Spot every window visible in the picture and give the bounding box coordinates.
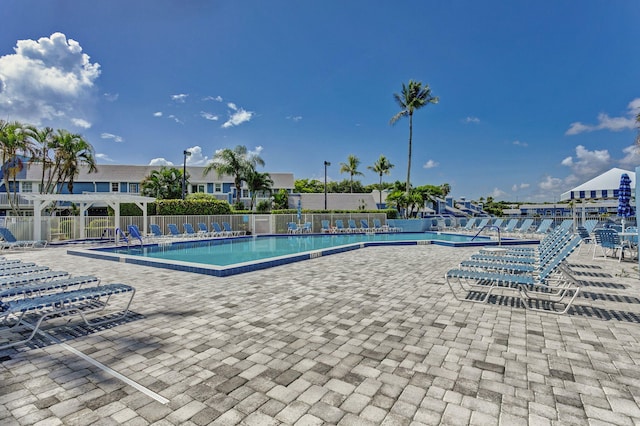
[214,183,222,193]
[129,183,139,193]
[111,182,120,192]
[242,189,249,198]
[194,184,205,193]
[22,182,33,193]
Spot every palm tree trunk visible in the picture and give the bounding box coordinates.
[379,174,383,208]
[406,113,413,197]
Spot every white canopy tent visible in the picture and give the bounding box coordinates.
[19,193,156,241]
[560,167,636,201]
[560,167,636,227]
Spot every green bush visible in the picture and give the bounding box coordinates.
[256,200,271,213]
[155,199,232,215]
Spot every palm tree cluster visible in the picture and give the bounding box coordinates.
[204,145,273,210]
[140,167,186,200]
[0,120,97,214]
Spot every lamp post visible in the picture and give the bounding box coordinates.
[324,160,331,210]
[182,150,191,200]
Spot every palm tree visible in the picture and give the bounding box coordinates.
[141,167,185,199]
[52,130,97,194]
[245,168,273,210]
[440,183,451,198]
[28,126,56,194]
[203,145,265,205]
[0,121,37,214]
[339,154,364,193]
[367,155,394,208]
[390,80,438,196]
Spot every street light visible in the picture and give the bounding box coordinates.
[324,160,331,210]
[182,150,191,200]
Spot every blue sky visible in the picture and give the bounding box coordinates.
[1,1,638,202]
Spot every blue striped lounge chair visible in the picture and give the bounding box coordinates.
[0,227,47,249]
[167,224,183,237]
[223,222,244,236]
[183,223,199,237]
[212,222,232,237]
[334,220,348,233]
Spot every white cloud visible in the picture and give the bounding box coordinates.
[200,111,218,121]
[423,160,439,169]
[222,106,254,128]
[565,98,640,135]
[464,116,480,124]
[71,118,91,128]
[561,145,611,179]
[168,114,183,124]
[490,188,506,198]
[95,153,114,162]
[149,158,174,166]
[512,140,528,147]
[153,111,163,117]
[248,146,263,160]
[539,175,563,191]
[511,183,530,191]
[0,32,100,127]
[184,146,209,166]
[171,93,188,103]
[619,145,640,168]
[227,102,237,111]
[286,115,303,122]
[203,95,223,102]
[103,92,118,102]
[101,132,123,143]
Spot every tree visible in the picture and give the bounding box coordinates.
[339,154,364,193]
[367,154,394,208]
[0,120,37,214]
[203,145,264,204]
[141,167,186,199]
[28,126,57,194]
[440,183,451,198]
[245,168,273,210]
[390,80,438,196]
[51,130,97,194]
[294,179,324,193]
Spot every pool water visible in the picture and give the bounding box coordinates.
[70,232,534,277]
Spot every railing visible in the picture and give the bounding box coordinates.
[471,225,502,245]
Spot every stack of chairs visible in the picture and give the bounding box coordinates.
[0,258,135,349]
[445,227,581,314]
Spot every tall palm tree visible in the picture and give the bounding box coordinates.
[52,130,97,194]
[28,126,56,194]
[390,80,438,196]
[440,183,451,198]
[203,145,265,204]
[339,154,364,193]
[245,168,273,210]
[367,155,394,208]
[0,121,37,214]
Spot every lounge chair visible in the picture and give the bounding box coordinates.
[502,219,519,233]
[212,222,232,237]
[446,235,581,314]
[197,223,213,237]
[515,218,534,235]
[475,218,490,230]
[533,219,553,235]
[167,224,184,237]
[360,219,375,233]
[576,226,595,254]
[0,271,70,288]
[0,227,47,249]
[461,218,477,232]
[321,220,333,233]
[149,224,167,239]
[183,223,199,237]
[372,219,386,232]
[557,219,574,231]
[0,265,50,277]
[0,283,135,349]
[127,225,145,245]
[334,220,348,233]
[301,222,312,233]
[347,219,361,233]
[0,276,99,300]
[287,222,301,234]
[223,222,244,236]
[492,218,505,229]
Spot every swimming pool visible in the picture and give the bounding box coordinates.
[68,232,536,277]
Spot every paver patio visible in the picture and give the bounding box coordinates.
[0,242,639,425]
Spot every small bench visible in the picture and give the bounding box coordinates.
[0,283,135,349]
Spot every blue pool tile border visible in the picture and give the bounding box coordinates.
[67,233,538,277]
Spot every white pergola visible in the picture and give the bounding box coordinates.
[19,193,156,241]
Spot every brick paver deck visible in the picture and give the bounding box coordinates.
[1,242,639,425]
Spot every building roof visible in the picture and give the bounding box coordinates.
[22,164,294,188]
[296,193,379,210]
[560,167,636,201]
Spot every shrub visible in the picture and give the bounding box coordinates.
[256,200,271,213]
